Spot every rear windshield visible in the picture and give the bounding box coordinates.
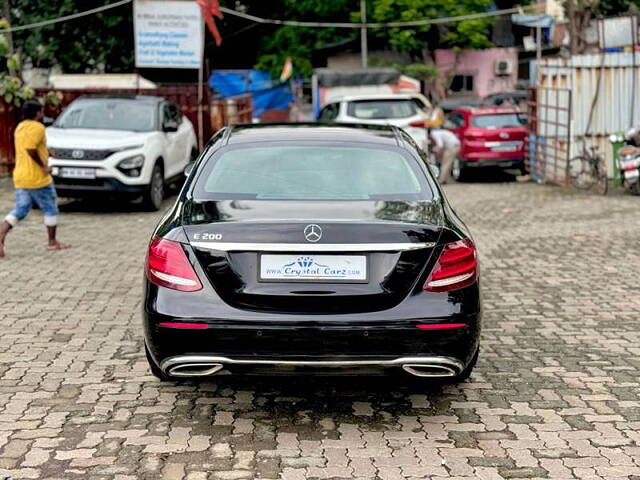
[471,113,525,128]
[192,144,432,201]
[347,100,418,119]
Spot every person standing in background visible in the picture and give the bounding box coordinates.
[0,100,69,258]
[430,127,461,185]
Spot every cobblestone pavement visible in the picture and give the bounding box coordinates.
[0,177,639,480]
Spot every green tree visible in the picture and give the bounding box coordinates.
[233,0,495,78]
[564,0,599,54]
[231,0,354,77]
[595,0,638,15]
[0,18,35,105]
[366,0,493,58]
[10,0,134,72]
[6,0,497,78]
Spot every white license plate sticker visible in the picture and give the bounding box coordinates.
[625,169,639,180]
[260,254,367,282]
[491,146,517,152]
[59,167,96,179]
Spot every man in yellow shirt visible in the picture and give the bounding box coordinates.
[0,100,69,258]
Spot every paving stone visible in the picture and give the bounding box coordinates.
[1,179,640,480]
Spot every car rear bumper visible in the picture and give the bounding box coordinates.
[143,313,481,377]
[462,157,524,169]
[159,354,466,378]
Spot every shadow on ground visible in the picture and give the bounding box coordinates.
[58,193,178,214]
[161,374,456,416]
[458,167,519,184]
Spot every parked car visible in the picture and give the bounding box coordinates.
[444,107,527,180]
[143,123,481,382]
[482,91,529,108]
[47,95,198,210]
[437,97,484,114]
[317,93,433,151]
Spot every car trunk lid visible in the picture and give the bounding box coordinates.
[463,112,526,157]
[184,199,443,314]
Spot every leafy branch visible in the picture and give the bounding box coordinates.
[1,18,62,107]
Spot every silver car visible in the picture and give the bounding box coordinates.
[317,93,433,151]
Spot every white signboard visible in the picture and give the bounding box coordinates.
[260,255,367,282]
[134,0,203,69]
[599,17,637,49]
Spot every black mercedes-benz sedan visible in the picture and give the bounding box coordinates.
[143,124,481,381]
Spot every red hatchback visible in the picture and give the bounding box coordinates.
[444,107,527,180]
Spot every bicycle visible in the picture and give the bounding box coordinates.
[567,141,608,195]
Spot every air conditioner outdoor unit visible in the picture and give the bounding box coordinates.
[494,59,514,76]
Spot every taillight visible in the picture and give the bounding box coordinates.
[424,239,478,292]
[146,237,202,292]
[159,322,208,329]
[409,120,426,127]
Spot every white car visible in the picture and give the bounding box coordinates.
[47,95,198,210]
[317,93,433,151]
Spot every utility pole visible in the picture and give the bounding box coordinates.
[197,14,205,151]
[2,0,14,58]
[536,24,542,85]
[360,0,368,68]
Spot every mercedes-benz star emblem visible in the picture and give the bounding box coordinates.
[303,224,322,243]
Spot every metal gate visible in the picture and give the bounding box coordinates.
[526,87,572,184]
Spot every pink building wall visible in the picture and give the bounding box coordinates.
[434,48,518,98]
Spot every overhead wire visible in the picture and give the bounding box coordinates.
[0,1,534,36]
[218,5,535,29]
[0,0,133,34]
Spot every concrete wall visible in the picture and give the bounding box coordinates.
[435,48,518,98]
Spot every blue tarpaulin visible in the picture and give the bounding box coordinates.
[209,70,293,119]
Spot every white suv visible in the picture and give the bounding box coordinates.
[317,93,433,151]
[47,95,198,210]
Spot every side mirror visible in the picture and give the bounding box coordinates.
[184,161,196,177]
[163,120,179,132]
[43,116,54,127]
[429,163,440,178]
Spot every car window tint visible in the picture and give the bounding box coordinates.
[347,100,417,119]
[444,113,464,129]
[471,113,525,128]
[169,102,183,123]
[318,103,338,121]
[411,98,428,111]
[163,102,181,124]
[162,104,171,123]
[195,145,432,201]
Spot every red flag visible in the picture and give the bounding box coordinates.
[197,0,223,46]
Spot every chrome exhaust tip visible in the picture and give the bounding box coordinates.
[167,363,224,377]
[160,355,464,378]
[402,363,458,377]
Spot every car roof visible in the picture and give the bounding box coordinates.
[455,106,524,115]
[336,93,420,102]
[224,123,401,146]
[74,94,166,104]
[485,91,528,99]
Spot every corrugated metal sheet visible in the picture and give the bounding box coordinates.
[538,52,640,176]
